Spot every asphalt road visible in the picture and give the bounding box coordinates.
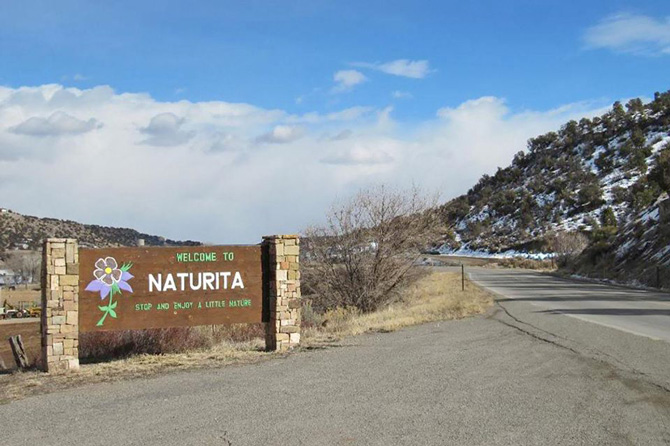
[1,270,670,445]
[468,268,670,390]
[469,268,670,342]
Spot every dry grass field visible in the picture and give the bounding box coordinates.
[0,270,493,403]
[302,270,493,346]
[1,286,40,308]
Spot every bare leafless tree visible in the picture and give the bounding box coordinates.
[4,251,41,286]
[302,185,442,312]
[550,231,589,266]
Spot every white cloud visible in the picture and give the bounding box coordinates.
[584,13,670,55]
[321,146,394,165]
[255,125,305,144]
[332,69,367,92]
[328,129,353,141]
[353,59,432,79]
[9,111,101,136]
[287,106,374,124]
[392,90,413,99]
[140,112,195,147]
[0,83,612,244]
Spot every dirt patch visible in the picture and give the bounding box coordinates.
[0,319,41,371]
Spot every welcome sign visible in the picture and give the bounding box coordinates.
[78,245,263,332]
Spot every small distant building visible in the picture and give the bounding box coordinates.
[0,269,16,287]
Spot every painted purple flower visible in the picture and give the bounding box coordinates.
[85,257,134,327]
[94,257,121,286]
[85,257,134,300]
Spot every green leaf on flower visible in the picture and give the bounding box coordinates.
[98,305,109,311]
[109,309,117,318]
[110,301,118,309]
[120,262,133,272]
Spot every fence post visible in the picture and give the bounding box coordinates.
[461,264,465,291]
[262,235,301,351]
[41,238,80,372]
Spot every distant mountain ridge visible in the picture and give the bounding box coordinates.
[438,90,670,285]
[0,208,201,250]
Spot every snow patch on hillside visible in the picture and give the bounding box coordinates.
[438,245,555,260]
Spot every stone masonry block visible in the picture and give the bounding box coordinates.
[284,245,299,256]
[51,248,65,258]
[66,311,77,325]
[65,243,76,263]
[289,333,300,344]
[60,275,78,286]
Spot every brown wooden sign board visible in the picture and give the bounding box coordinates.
[78,245,263,332]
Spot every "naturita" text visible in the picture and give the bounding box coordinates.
[148,271,244,292]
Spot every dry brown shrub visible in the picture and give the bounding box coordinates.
[548,231,589,266]
[303,185,443,313]
[496,257,555,270]
[80,324,265,362]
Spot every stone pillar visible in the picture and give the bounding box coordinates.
[262,235,301,351]
[41,238,79,371]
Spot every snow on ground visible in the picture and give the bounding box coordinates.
[641,208,659,223]
[438,245,555,260]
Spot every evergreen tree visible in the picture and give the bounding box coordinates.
[600,207,617,228]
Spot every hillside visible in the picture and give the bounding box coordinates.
[438,90,670,285]
[0,208,201,250]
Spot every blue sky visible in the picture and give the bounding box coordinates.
[0,1,669,242]
[2,1,668,117]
